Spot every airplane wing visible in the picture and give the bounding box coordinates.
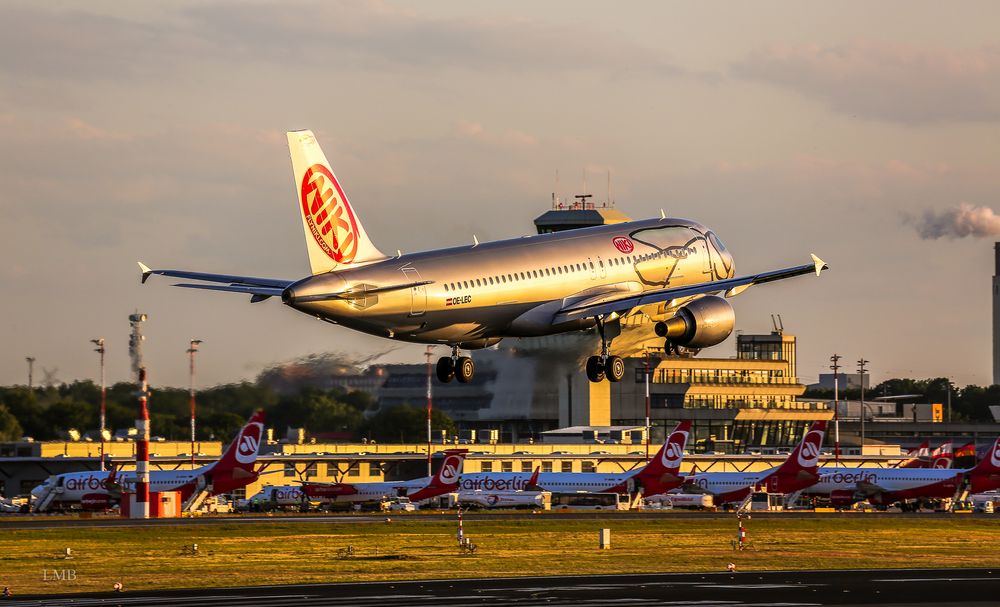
[138,262,294,302]
[552,254,828,324]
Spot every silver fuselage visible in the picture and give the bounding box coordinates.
[282,217,734,348]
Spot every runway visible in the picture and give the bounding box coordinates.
[6,569,999,606]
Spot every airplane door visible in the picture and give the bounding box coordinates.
[402,267,426,317]
[596,256,607,279]
[587,258,597,280]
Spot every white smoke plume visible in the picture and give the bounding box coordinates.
[910,203,1000,240]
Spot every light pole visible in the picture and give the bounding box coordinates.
[644,350,651,460]
[425,346,434,477]
[91,339,106,471]
[830,354,841,465]
[857,358,869,453]
[187,339,202,468]
[946,379,954,424]
[25,357,35,389]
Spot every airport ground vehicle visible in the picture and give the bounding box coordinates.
[551,492,626,510]
[645,493,714,510]
[458,490,550,510]
[140,131,827,385]
[30,411,265,513]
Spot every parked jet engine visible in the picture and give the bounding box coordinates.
[654,295,735,350]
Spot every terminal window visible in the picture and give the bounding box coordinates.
[304,463,318,478]
[501,461,513,473]
[542,461,553,473]
[581,461,595,473]
[368,462,382,477]
[283,464,296,478]
[480,461,493,473]
[520,461,534,473]
[347,464,360,477]
[561,461,573,473]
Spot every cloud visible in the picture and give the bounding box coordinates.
[906,203,1000,239]
[731,41,1000,124]
[454,120,537,147]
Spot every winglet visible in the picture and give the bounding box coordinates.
[810,254,827,277]
[137,261,152,284]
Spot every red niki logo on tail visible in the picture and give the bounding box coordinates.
[233,419,264,465]
[300,164,359,263]
[612,237,634,254]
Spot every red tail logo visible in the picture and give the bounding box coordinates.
[661,430,688,469]
[796,430,824,469]
[991,440,1000,468]
[234,423,263,465]
[438,455,461,485]
[300,164,359,263]
[612,237,634,254]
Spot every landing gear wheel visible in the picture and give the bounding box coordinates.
[455,356,475,383]
[605,355,625,382]
[436,357,455,383]
[586,356,606,383]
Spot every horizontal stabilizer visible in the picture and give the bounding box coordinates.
[172,283,286,297]
[287,280,434,304]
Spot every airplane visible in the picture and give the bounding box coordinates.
[806,438,1000,508]
[681,420,827,505]
[457,467,546,509]
[301,449,466,505]
[457,421,691,497]
[31,410,265,512]
[139,130,828,384]
[246,484,307,510]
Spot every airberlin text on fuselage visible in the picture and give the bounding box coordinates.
[65,476,112,492]
[460,477,531,491]
[301,164,359,263]
[818,471,878,485]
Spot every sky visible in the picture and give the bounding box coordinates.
[2,1,1000,388]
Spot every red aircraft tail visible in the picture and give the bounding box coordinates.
[968,437,1000,493]
[897,441,930,468]
[931,441,954,469]
[767,420,826,493]
[408,449,467,502]
[206,410,265,494]
[633,421,691,496]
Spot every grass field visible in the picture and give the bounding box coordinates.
[2,514,999,595]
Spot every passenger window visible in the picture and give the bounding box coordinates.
[476,279,481,287]
[444,284,449,292]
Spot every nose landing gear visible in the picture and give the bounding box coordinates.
[436,347,475,383]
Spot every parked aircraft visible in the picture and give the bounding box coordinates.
[458,421,691,497]
[808,438,1000,507]
[895,441,930,468]
[31,410,265,512]
[301,449,466,505]
[681,420,827,505]
[139,130,828,384]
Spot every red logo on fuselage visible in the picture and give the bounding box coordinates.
[301,164,359,263]
[612,237,634,254]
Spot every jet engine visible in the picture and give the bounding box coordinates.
[654,295,735,349]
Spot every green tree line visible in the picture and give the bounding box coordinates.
[804,377,1000,422]
[0,382,454,444]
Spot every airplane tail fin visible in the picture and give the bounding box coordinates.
[969,438,1000,493]
[206,410,265,493]
[526,466,541,491]
[931,441,954,469]
[634,421,691,495]
[408,449,467,502]
[287,130,387,274]
[897,441,930,468]
[775,420,827,477]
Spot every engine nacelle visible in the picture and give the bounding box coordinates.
[654,295,735,349]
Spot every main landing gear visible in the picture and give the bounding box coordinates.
[436,347,475,383]
[586,316,625,384]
